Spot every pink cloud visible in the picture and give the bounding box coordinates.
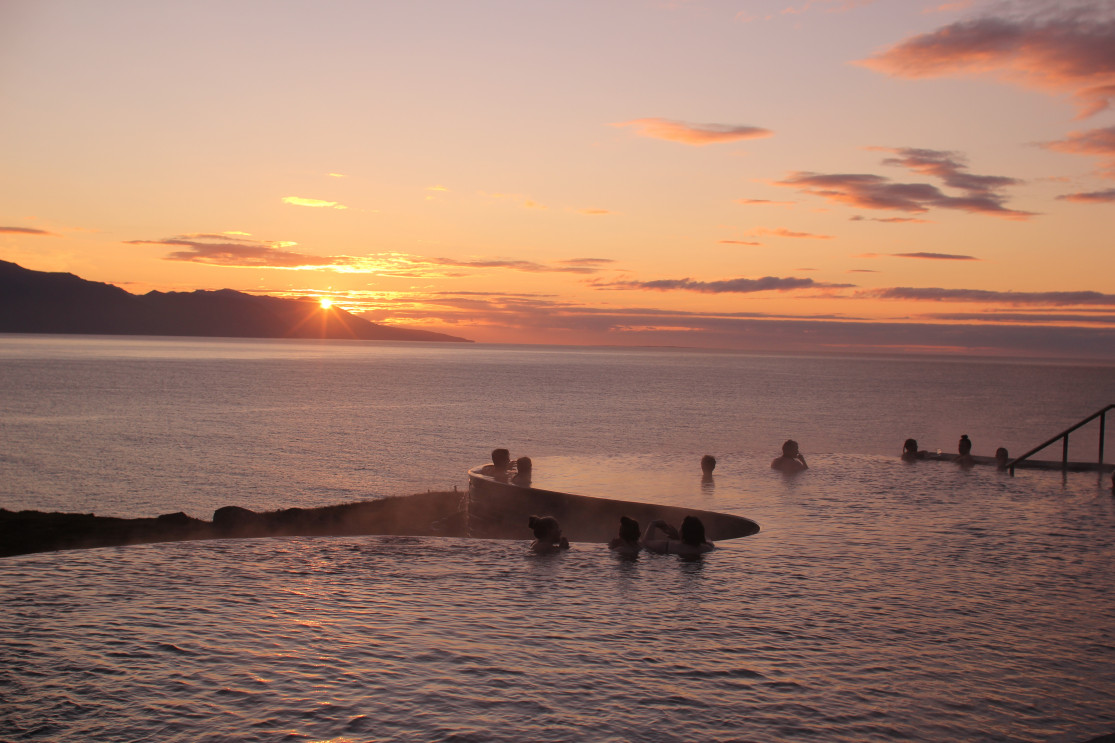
[612,118,773,145]
[1057,188,1115,203]
[1042,125,1115,179]
[858,9,1115,118]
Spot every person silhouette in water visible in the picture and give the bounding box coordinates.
[771,439,808,473]
[608,516,642,557]
[701,454,716,486]
[641,516,714,557]
[528,515,569,554]
[511,456,532,486]
[479,448,512,480]
[956,435,975,467]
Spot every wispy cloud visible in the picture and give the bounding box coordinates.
[850,215,931,223]
[858,5,1115,118]
[858,251,979,261]
[579,208,613,215]
[927,312,1115,325]
[129,234,613,276]
[859,287,1115,306]
[127,235,352,269]
[0,226,57,236]
[751,227,834,239]
[281,196,349,210]
[719,239,763,246]
[483,192,548,210]
[425,256,607,274]
[775,147,1032,218]
[596,276,853,294]
[736,198,795,206]
[1056,188,1115,203]
[1042,125,1115,178]
[612,118,773,145]
[558,258,616,268]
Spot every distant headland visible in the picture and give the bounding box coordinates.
[0,259,471,343]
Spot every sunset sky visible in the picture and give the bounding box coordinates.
[2,0,1114,357]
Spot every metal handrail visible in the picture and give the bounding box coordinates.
[1007,404,1113,476]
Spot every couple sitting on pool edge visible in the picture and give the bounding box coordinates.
[528,514,715,557]
[479,448,532,486]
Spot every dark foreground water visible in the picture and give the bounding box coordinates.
[1,336,1114,741]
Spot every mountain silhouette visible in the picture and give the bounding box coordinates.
[0,260,471,342]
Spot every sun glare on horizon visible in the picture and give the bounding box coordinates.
[319,298,333,309]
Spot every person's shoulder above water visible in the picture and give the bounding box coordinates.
[479,448,512,478]
[901,438,927,462]
[771,439,808,472]
[608,515,641,557]
[528,514,569,554]
[641,516,714,557]
[510,456,532,486]
[956,434,975,467]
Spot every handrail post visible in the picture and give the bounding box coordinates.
[1063,435,1069,469]
[1100,410,1106,471]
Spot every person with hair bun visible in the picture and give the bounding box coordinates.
[527,515,569,554]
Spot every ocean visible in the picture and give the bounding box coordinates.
[2,335,1114,742]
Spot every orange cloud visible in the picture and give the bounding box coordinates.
[719,240,763,246]
[1057,188,1115,203]
[281,196,349,210]
[736,198,795,206]
[859,9,1115,118]
[1042,125,1115,179]
[612,118,773,145]
[751,227,834,239]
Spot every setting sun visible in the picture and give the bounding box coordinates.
[319,298,333,309]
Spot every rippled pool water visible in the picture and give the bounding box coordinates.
[4,454,1114,742]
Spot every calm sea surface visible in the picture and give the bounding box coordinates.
[2,335,1114,742]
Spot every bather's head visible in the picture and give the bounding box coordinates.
[528,515,561,541]
[958,435,972,456]
[516,456,532,474]
[903,439,918,454]
[491,448,511,469]
[680,515,706,546]
[782,440,799,458]
[701,454,716,476]
[618,516,640,543]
